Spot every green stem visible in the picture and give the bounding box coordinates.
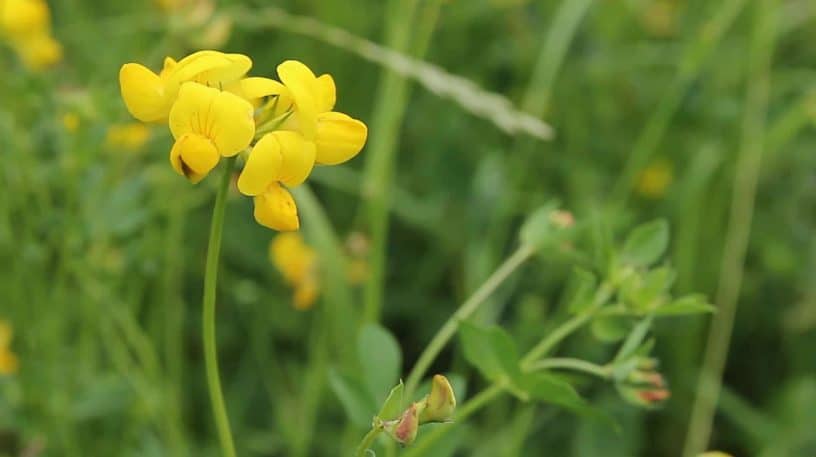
[683,0,777,455]
[525,358,610,378]
[404,244,535,396]
[354,427,383,457]
[202,156,238,457]
[520,282,612,368]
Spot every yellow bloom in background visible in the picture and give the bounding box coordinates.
[119,50,251,122]
[168,82,255,183]
[62,112,80,133]
[0,319,19,375]
[106,123,151,151]
[270,233,320,310]
[0,0,62,70]
[635,159,673,199]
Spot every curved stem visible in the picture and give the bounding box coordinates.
[203,156,238,457]
[520,282,612,368]
[354,427,383,457]
[404,244,535,396]
[525,358,610,379]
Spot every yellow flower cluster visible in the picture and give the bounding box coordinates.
[270,233,319,310]
[118,50,368,230]
[0,319,18,375]
[0,0,62,70]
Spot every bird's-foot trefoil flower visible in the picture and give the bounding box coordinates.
[118,52,367,231]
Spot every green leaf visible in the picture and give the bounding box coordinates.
[377,381,405,421]
[565,267,598,314]
[620,220,669,268]
[458,321,521,382]
[328,369,377,427]
[522,372,582,407]
[357,324,402,404]
[655,294,716,316]
[591,315,631,342]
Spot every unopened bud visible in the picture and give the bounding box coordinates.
[549,210,575,229]
[419,375,456,424]
[638,388,670,403]
[384,402,423,446]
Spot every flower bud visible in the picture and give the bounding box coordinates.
[419,375,456,424]
[383,402,423,446]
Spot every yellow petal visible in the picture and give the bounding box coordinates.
[316,74,336,113]
[293,279,319,310]
[16,34,62,70]
[273,131,316,187]
[160,56,177,78]
[237,134,283,196]
[314,112,367,165]
[119,63,168,122]
[171,50,251,86]
[210,90,255,156]
[238,77,288,100]
[277,60,319,139]
[169,133,220,184]
[270,232,315,283]
[1,0,49,36]
[168,82,215,139]
[254,183,300,231]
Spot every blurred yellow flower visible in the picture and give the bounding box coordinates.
[168,82,255,183]
[62,112,80,132]
[0,319,19,375]
[641,0,679,37]
[119,50,251,122]
[0,0,62,70]
[106,123,151,151]
[270,233,320,310]
[635,159,673,199]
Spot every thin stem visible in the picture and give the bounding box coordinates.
[202,156,238,457]
[525,358,610,379]
[520,282,612,368]
[400,384,506,457]
[354,427,383,457]
[404,244,535,396]
[683,0,777,455]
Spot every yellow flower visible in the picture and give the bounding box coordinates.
[62,112,80,132]
[106,123,151,151]
[0,0,49,37]
[272,60,368,166]
[0,319,19,375]
[270,233,320,309]
[168,82,255,183]
[635,159,673,199]
[119,50,251,122]
[0,0,62,70]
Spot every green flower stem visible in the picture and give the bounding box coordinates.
[400,383,506,457]
[404,244,536,396]
[520,282,613,368]
[354,427,383,457]
[525,358,610,379]
[683,0,777,454]
[202,156,238,457]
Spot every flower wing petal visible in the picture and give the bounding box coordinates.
[237,134,283,196]
[119,63,168,122]
[274,131,316,187]
[314,112,368,165]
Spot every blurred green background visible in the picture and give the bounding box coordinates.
[1,0,815,456]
